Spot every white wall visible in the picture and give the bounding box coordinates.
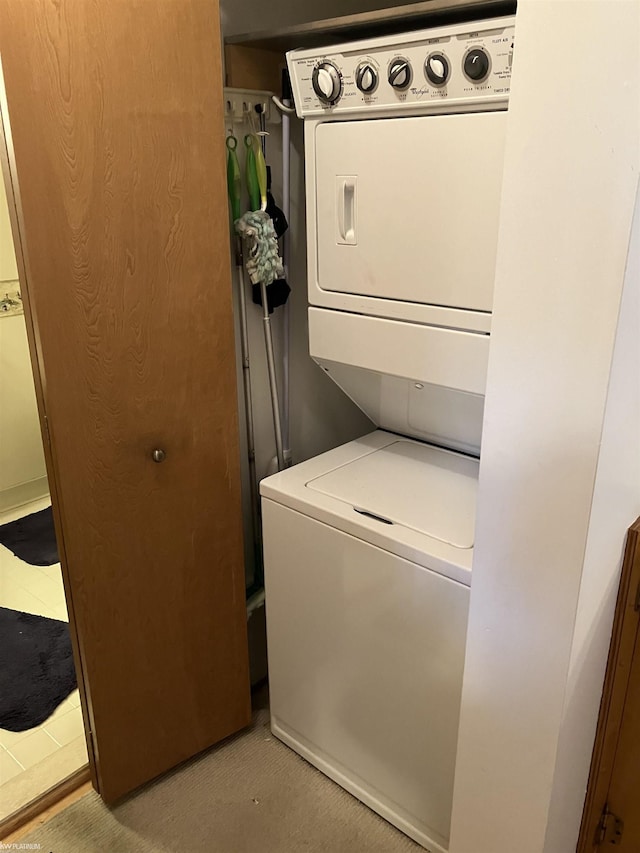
[450,2,640,852]
[0,314,48,508]
[0,175,48,511]
[0,166,18,281]
[544,181,640,853]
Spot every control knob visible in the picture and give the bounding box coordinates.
[425,53,449,86]
[388,58,412,90]
[463,48,490,82]
[355,62,378,94]
[312,61,342,105]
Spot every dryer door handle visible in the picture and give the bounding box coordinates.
[336,176,357,245]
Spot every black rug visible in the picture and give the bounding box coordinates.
[0,506,59,566]
[0,607,77,732]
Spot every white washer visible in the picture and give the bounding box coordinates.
[261,16,514,852]
[262,432,474,852]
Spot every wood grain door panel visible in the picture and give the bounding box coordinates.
[0,0,250,801]
[608,625,640,851]
[578,520,640,851]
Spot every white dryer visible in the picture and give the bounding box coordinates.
[261,16,515,852]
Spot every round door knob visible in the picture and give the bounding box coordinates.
[312,61,342,105]
[463,48,490,82]
[152,449,166,463]
[355,62,378,94]
[388,58,412,91]
[425,53,450,86]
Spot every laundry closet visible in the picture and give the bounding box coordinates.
[224,2,640,850]
[1,2,638,851]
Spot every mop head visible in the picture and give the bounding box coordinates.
[235,210,284,287]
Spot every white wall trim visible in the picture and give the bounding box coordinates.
[450,2,640,851]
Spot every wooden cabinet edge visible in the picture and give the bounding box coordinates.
[576,518,640,852]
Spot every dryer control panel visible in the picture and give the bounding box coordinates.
[288,16,515,118]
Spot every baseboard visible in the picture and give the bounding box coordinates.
[0,477,49,514]
[0,765,90,841]
[0,733,89,825]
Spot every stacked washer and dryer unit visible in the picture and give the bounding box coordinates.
[260,17,515,852]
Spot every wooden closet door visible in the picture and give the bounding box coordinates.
[0,0,250,802]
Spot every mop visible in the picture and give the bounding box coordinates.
[226,129,286,595]
[232,132,286,473]
[227,134,262,585]
[234,134,285,289]
[252,103,290,315]
[235,208,284,289]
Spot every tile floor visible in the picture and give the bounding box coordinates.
[0,497,87,798]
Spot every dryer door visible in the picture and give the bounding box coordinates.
[313,111,507,312]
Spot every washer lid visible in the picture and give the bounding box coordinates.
[306,440,479,549]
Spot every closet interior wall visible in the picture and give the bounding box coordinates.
[221,10,373,597]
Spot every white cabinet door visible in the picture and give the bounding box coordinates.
[314,111,507,311]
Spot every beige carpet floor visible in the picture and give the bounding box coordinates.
[20,708,421,852]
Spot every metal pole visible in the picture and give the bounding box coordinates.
[235,241,262,566]
[259,278,286,471]
[281,103,291,456]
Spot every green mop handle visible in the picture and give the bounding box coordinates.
[244,135,260,212]
[226,135,242,222]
